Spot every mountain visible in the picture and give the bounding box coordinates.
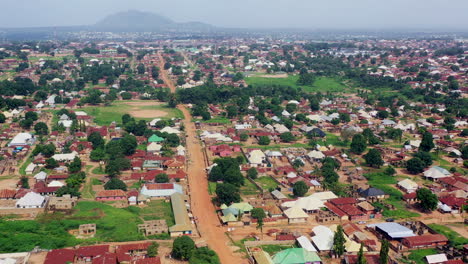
[92,10,214,32]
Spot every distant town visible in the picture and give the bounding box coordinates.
[0,28,466,264]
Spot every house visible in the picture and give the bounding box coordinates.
[252,250,274,264]
[147,142,162,153]
[15,192,46,208]
[95,190,127,201]
[52,151,78,162]
[296,236,317,252]
[8,133,35,146]
[424,166,451,180]
[397,179,419,193]
[281,196,325,213]
[438,197,467,214]
[426,254,448,264]
[368,222,415,240]
[359,187,387,201]
[311,225,334,252]
[283,206,309,223]
[0,189,17,199]
[47,195,77,211]
[44,249,75,264]
[140,183,183,197]
[247,149,267,167]
[272,248,321,264]
[148,134,164,143]
[169,193,193,237]
[402,234,448,249]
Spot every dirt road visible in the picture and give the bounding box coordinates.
[178,106,242,264]
[157,52,176,93]
[157,52,240,263]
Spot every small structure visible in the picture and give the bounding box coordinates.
[138,220,168,236]
[79,224,96,237]
[47,195,77,211]
[169,193,193,237]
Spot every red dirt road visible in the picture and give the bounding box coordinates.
[158,53,240,263]
[179,106,241,264]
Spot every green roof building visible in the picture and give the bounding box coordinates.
[148,134,164,143]
[273,248,322,264]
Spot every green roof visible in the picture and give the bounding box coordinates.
[148,134,164,142]
[230,202,253,212]
[221,213,237,223]
[273,248,321,264]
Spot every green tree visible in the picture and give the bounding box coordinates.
[68,157,82,173]
[364,149,384,168]
[419,132,434,152]
[120,134,137,156]
[247,168,258,179]
[147,242,159,257]
[104,178,127,191]
[416,188,438,212]
[20,176,29,189]
[216,183,240,205]
[350,134,367,154]
[88,132,105,149]
[379,239,389,264]
[406,157,425,174]
[172,236,195,260]
[413,151,433,167]
[232,72,244,82]
[280,132,295,143]
[293,181,308,197]
[333,225,345,257]
[251,208,266,235]
[0,113,5,123]
[189,247,220,264]
[90,148,106,161]
[384,166,396,176]
[45,158,59,169]
[357,243,367,264]
[240,133,248,142]
[34,122,49,135]
[258,136,270,145]
[25,111,38,121]
[155,173,169,183]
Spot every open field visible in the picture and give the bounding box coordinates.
[246,75,347,93]
[255,176,279,191]
[82,100,183,125]
[428,224,468,248]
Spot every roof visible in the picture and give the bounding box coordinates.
[169,193,192,233]
[310,191,338,201]
[369,222,415,238]
[44,249,75,264]
[329,197,357,205]
[96,190,126,198]
[311,225,334,251]
[0,189,16,199]
[282,196,324,211]
[398,179,418,190]
[271,190,287,200]
[403,234,448,247]
[272,248,321,264]
[283,206,308,219]
[426,254,448,264]
[360,187,385,197]
[252,250,274,264]
[296,236,317,252]
[15,192,45,207]
[76,245,109,258]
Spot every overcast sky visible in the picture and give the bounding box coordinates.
[2,0,468,29]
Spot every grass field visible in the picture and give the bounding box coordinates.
[208,182,217,195]
[404,249,437,264]
[365,172,420,219]
[255,176,279,191]
[245,75,347,93]
[241,179,261,196]
[91,166,106,175]
[135,200,175,226]
[82,100,183,126]
[428,224,468,248]
[260,244,295,256]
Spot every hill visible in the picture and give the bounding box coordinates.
[93,10,214,32]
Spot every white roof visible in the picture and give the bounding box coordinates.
[311,225,334,251]
[309,191,338,201]
[283,206,308,219]
[74,111,88,116]
[147,142,162,151]
[52,151,78,161]
[282,196,324,211]
[9,133,33,145]
[160,126,180,134]
[307,150,325,159]
[16,192,45,207]
[426,254,447,264]
[25,163,36,173]
[248,150,266,165]
[34,171,47,181]
[48,180,65,187]
[424,166,450,179]
[149,118,161,126]
[397,179,418,190]
[296,236,317,252]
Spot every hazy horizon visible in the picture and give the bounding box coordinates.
[2,0,468,30]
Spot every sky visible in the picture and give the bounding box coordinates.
[1,0,468,30]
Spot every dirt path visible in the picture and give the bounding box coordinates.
[178,106,242,264]
[157,52,176,93]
